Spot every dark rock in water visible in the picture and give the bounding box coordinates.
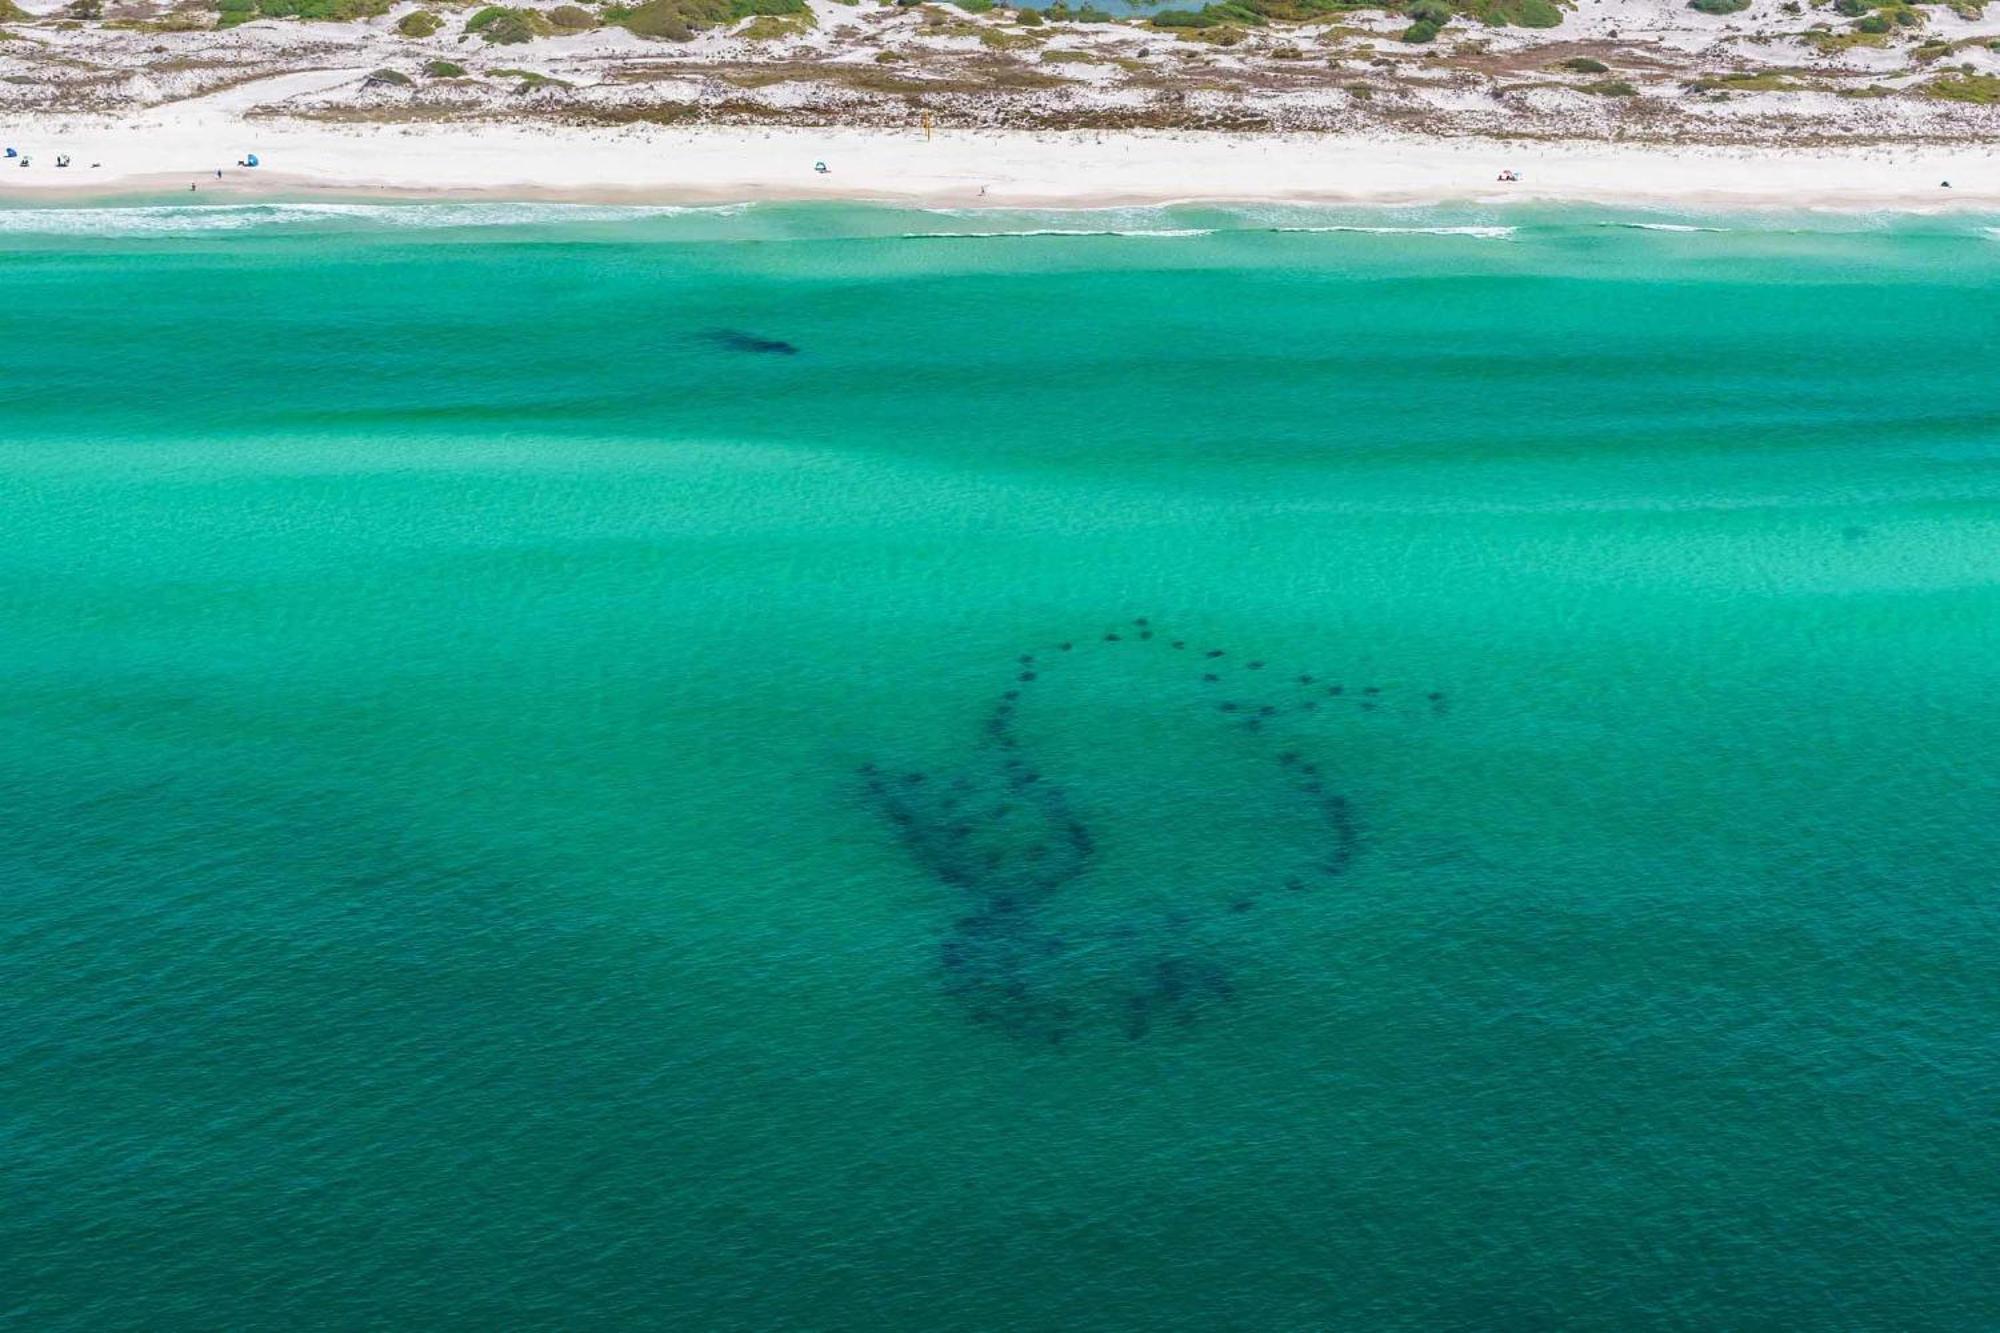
[705,328,800,356]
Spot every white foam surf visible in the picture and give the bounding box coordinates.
[0,200,749,236]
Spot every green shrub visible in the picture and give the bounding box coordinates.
[1015,4,1043,20]
[0,0,24,18]
[1471,0,1561,25]
[423,57,467,73]
[1401,15,1439,38]
[1854,12,1889,29]
[1927,71,2000,100]
[1687,0,1749,12]
[1559,55,1607,71]
[247,0,389,17]
[618,0,690,33]
[954,0,994,9]
[467,4,552,38]
[397,8,441,33]
[1581,77,1636,93]
[493,67,570,86]
[611,0,799,37]
[365,65,413,83]
[548,2,594,24]
[1832,0,1868,14]
[740,10,809,32]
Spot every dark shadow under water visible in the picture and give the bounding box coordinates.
[862,619,1444,1044]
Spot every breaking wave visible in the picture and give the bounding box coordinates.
[1264,223,1516,238]
[0,200,750,236]
[901,227,1216,239]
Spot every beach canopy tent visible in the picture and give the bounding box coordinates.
[3,148,14,158]
[246,153,260,167]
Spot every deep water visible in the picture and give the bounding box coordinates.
[3,200,1998,1330]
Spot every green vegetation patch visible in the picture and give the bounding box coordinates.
[604,0,805,41]
[0,0,27,19]
[548,2,596,25]
[1154,0,1562,37]
[1025,1,1120,18]
[1687,0,1749,13]
[1580,77,1636,94]
[396,8,441,34]
[1465,0,1560,25]
[1689,69,1803,90]
[466,4,554,40]
[1926,71,2000,100]
[1805,25,1890,50]
[740,9,811,34]
[1558,55,1607,71]
[491,65,572,86]
[215,0,389,23]
[423,57,468,74]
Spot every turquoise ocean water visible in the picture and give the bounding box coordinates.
[2,199,1997,1329]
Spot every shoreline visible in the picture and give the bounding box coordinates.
[3,122,1999,214]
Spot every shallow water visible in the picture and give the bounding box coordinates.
[3,200,1998,1329]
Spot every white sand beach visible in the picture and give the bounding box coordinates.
[4,110,1998,210]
